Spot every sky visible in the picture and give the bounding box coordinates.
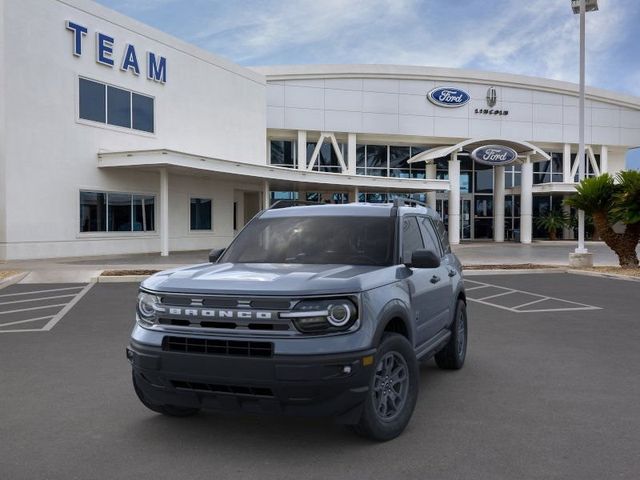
[95,0,640,169]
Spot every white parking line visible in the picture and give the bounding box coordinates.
[465,279,601,313]
[0,286,84,298]
[0,283,95,333]
[0,293,78,306]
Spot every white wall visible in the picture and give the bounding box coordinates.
[1,0,267,259]
[261,68,640,148]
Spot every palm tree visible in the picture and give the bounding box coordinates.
[565,172,640,267]
[535,209,569,240]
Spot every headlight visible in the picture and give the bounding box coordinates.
[136,291,160,326]
[281,298,358,334]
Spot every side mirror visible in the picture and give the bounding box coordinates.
[406,249,440,269]
[208,248,225,263]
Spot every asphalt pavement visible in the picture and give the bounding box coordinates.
[1,273,639,480]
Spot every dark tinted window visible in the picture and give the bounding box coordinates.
[401,217,424,264]
[133,195,155,231]
[419,217,442,257]
[434,218,451,254]
[191,198,212,230]
[108,193,132,231]
[107,86,131,128]
[270,140,296,167]
[79,78,106,123]
[220,216,396,266]
[80,191,106,232]
[132,93,154,133]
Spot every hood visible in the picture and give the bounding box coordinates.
[142,262,398,296]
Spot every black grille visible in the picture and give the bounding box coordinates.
[171,380,274,397]
[162,336,273,357]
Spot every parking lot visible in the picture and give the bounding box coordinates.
[1,273,639,480]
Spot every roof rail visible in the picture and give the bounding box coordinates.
[268,199,321,210]
[391,196,428,208]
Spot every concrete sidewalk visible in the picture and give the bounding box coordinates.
[1,241,636,283]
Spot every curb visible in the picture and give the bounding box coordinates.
[0,271,29,290]
[463,268,565,276]
[93,275,149,283]
[566,269,640,282]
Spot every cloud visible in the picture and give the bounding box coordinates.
[95,0,640,95]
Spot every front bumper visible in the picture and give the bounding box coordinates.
[128,339,376,423]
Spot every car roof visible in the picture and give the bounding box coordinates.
[260,202,440,219]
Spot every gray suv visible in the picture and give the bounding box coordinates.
[128,200,467,441]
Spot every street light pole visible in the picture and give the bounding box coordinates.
[576,0,587,254]
[569,0,597,266]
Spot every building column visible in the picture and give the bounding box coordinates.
[520,157,533,244]
[160,168,169,257]
[600,145,608,174]
[448,153,461,245]
[426,162,437,210]
[347,133,357,175]
[493,165,505,242]
[297,131,307,170]
[563,143,572,183]
[262,180,270,209]
[352,186,359,203]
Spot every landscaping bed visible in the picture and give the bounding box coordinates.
[101,270,161,276]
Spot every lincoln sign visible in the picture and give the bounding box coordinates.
[471,145,518,166]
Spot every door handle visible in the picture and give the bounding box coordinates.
[430,275,441,284]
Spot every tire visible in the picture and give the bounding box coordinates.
[132,372,200,417]
[435,299,467,370]
[350,333,419,441]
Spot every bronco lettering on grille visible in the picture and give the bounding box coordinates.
[159,307,274,320]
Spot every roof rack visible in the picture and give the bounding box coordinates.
[268,199,321,210]
[391,196,428,208]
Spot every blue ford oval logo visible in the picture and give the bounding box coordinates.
[427,87,470,108]
[471,145,518,166]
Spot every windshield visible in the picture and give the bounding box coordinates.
[220,216,396,266]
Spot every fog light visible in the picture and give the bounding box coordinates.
[342,365,352,374]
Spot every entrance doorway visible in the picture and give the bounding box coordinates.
[436,194,492,241]
[461,195,472,240]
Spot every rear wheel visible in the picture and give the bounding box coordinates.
[350,333,419,441]
[132,372,200,417]
[435,299,467,370]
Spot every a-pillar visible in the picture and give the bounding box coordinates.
[426,163,437,210]
[493,165,505,242]
[448,153,461,244]
[520,157,533,244]
[160,168,169,256]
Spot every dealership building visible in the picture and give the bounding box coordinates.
[1,0,640,260]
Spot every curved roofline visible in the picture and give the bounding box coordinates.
[250,64,640,110]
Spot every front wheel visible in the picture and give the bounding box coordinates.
[350,333,419,441]
[435,299,467,370]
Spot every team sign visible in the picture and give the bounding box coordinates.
[66,21,167,84]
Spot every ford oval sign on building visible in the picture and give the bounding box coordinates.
[471,145,519,166]
[427,87,470,108]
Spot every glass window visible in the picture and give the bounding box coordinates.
[219,216,396,266]
[80,191,106,232]
[107,86,131,128]
[133,195,155,231]
[356,145,366,168]
[108,193,133,232]
[270,140,296,168]
[401,217,424,264]
[474,164,493,193]
[419,217,442,256]
[366,145,387,169]
[78,78,154,133]
[474,196,493,217]
[190,198,212,230]
[389,146,410,178]
[132,93,154,133]
[433,217,451,253]
[79,78,106,123]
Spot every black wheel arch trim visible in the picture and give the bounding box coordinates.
[372,299,413,347]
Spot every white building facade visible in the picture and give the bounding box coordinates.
[1,0,639,260]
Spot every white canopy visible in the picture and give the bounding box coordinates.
[407,138,551,164]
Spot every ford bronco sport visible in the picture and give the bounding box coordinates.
[128,199,467,441]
